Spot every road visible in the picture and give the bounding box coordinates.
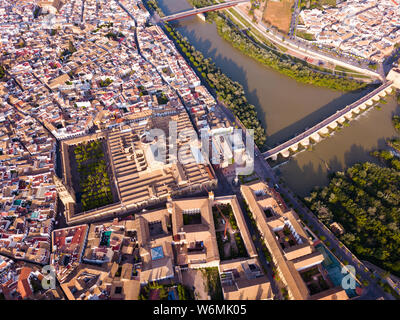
[161,0,249,22]
[231,4,382,80]
[289,0,300,37]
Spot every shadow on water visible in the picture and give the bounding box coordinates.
[169,22,268,130]
[266,85,378,148]
[278,138,395,198]
[391,104,400,118]
[171,17,380,148]
[157,0,400,198]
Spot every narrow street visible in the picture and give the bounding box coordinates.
[289,0,300,38]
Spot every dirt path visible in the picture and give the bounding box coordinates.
[181,269,209,300]
[263,0,295,34]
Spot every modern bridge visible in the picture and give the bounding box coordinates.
[262,70,400,160]
[161,0,249,22]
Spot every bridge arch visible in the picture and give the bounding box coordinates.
[263,81,394,160]
[161,0,250,22]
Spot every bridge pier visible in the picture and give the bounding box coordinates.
[318,127,329,135]
[281,149,291,158]
[310,132,321,142]
[262,80,395,162]
[358,102,367,110]
[300,138,310,147]
[161,0,250,22]
[353,106,362,114]
[197,13,206,21]
[290,144,298,152]
[328,122,338,130]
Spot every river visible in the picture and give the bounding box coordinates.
[156,0,400,197]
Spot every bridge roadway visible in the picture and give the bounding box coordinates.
[262,81,394,160]
[161,0,249,22]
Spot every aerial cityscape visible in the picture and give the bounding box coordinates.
[0,0,400,304]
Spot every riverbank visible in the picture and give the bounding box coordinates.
[146,0,267,148]
[305,158,400,279]
[150,0,400,199]
[275,94,398,193]
[188,0,370,92]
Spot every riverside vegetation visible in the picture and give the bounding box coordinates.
[188,0,368,92]
[146,0,267,148]
[305,115,400,277]
[146,0,369,147]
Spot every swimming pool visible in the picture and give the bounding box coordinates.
[315,243,359,298]
[168,290,177,300]
[100,231,112,247]
[30,212,39,219]
[151,246,164,261]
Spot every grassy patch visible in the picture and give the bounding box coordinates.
[73,140,113,211]
[201,267,223,300]
[296,30,316,41]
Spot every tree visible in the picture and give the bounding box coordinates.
[177,284,188,300]
[306,160,400,277]
[33,6,41,18]
[68,40,77,53]
[0,65,5,79]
